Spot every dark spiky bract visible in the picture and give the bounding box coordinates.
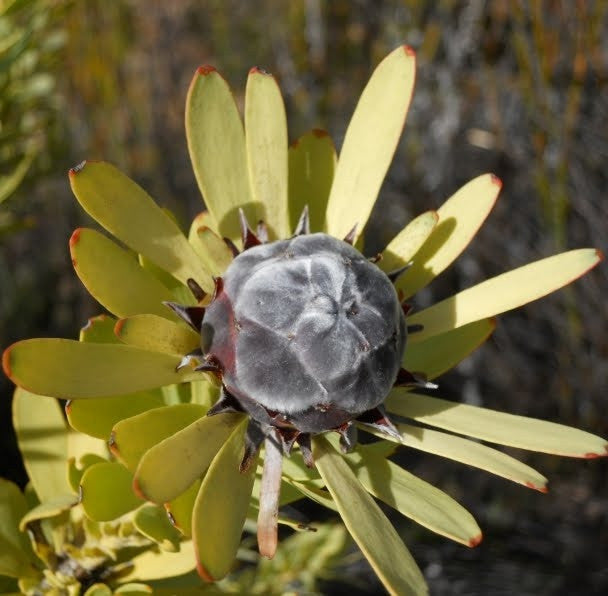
[202,233,406,433]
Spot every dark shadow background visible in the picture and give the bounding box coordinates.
[1,1,607,594]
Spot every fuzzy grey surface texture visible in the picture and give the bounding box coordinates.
[202,233,406,422]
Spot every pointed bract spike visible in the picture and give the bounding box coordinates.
[187,278,207,302]
[356,406,401,441]
[256,221,268,243]
[257,430,283,558]
[296,433,314,468]
[176,349,204,371]
[163,301,206,332]
[240,420,266,473]
[207,386,244,417]
[275,427,300,455]
[343,224,358,245]
[336,422,358,453]
[394,368,438,389]
[401,303,413,317]
[407,323,424,334]
[368,253,382,264]
[387,262,413,283]
[223,237,240,258]
[293,205,310,236]
[211,276,224,302]
[238,208,262,250]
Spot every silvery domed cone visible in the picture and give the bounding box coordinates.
[201,233,406,433]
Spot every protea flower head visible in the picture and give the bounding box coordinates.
[2,45,605,595]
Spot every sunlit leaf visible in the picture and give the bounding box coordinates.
[68,454,106,494]
[165,479,200,538]
[283,478,337,512]
[134,413,243,504]
[344,449,481,546]
[133,505,181,552]
[18,494,78,531]
[404,319,495,378]
[189,226,233,277]
[407,249,602,341]
[387,423,548,492]
[387,391,608,458]
[190,379,219,410]
[115,314,200,356]
[70,228,177,319]
[12,388,71,502]
[66,391,165,440]
[123,540,196,581]
[192,420,256,581]
[79,314,117,343]
[4,339,199,398]
[397,174,502,298]
[186,67,253,240]
[245,67,290,240]
[80,462,143,522]
[313,435,427,595]
[83,584,112,596]
[380,210,439,272]
[111,404,206,472]
[69,161,213,291]
[113,584,153,595]
[325,46,416,242]
[288,129,337,233]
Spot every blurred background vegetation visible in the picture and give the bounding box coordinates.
[0,0,606,594]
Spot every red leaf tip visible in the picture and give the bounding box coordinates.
[131,476,146,501]
[595,249,604,263]
[584,447,608,458]
[69,228,82,252]
[107,431,119,457]
[2,346,13,378]
[404,45,416,57]
[114,319,126,337]
[197,65,216,76]
[249,66,270,75]
[490,174,503,189]
[312,128,329,138]
[469,533,483,548]
[525,481,548,493]
[68,161,87,177]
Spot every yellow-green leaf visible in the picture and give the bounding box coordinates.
[133,505,181,552]
[115,314,200,356]
[387,391,608,458]
[66,391,165,440]
[79,314,117,343]
[70,228,177,319]
[186,67,253,241]
[0,479,33,562]
[83,584,112,596]
[391,423,548,492]
[288,129,337,233]
[134,413,243,504]
[123,540,196,581]
[404,319,495,378]
[325,46,416,242]
[111,404,206,472]
[407,249,602,341]
[165,479,200,538]
[245,67,290,240]
[192,420,256,581]
[12,388,71,502]
[18,494,78,531]
[398,174,502,299]
[380,210,439,273]
[80,462,143,521]
[189,226,233,277]
[69,161,213,291]
[0,533,39,579]
[313,435,427,596]
[344,450,481,547]
[4,339,198,398]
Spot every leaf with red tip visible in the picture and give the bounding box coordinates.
[69,161,213,292]
[288,129,337,233]
[408,249,602,341]
[4,339,199,398]
[80,462,143,522]
[111,404,206,472]
[325,46,416,242]
[344,448,481,547]
[397,174,502,299]
[192,420,256,581]
[313,435,427,596]
[70,228,177,319]
[386,390,608,458]
[186,68,253,241]
[245,68,290,239]
[134,413,243,504]
[115,314,200,356]
[403,319,495,379]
